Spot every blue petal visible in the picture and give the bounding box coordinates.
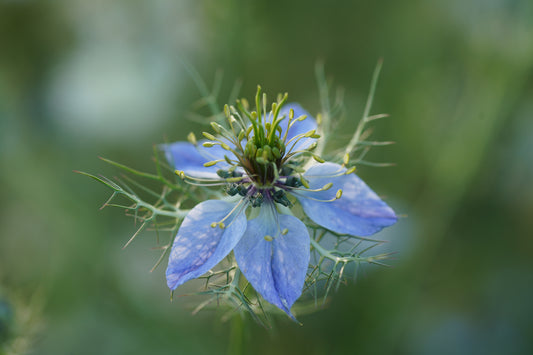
[162,140,229,179]
[234,206,310,319]
[166,200,247,290]
[294,162,397,236]
[276,103,317,152]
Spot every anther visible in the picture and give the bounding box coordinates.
[282,228,288,235]
[202,142,215,147]
[345,166,357,175]
[202,132,216,140]
[343,153,350,165]
[203,161,218,167]
[175,170,185,179]
[323,182,333,190]
[312,154,325,163]
[210,122,222,133]
[187,132,197,145]
[336,189,343,199]
[264,235,273,242]
[316,113,323,125]
[300,176,310,189]
[210,222,217,228]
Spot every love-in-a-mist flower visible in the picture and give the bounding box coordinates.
[163,88,397,319]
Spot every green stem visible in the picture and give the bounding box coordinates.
[345,58,383,155]
[227,314,244,355]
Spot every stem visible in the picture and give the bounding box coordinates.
[345,59,383,155]
[227,314,244,355]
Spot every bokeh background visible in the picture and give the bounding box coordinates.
[1,1,532,354]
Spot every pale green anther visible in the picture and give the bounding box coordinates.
[343,153,350,165]
[224,104,230,118]
[289,108,294,119]
[238,130,245,142]
[298,115,308,121]
[219,222,225,229]
[202,142,215,147]
[246,125,253,137]
[300,176,310,188]
[175,170,185,179]
[221,143,231,150]
[264,235,273,242]
[316,113,323,125]
[307,142,318,151]
[336,189,343,199]
[203,132,216,140]
[304,129,316,138]
[240,98,250,111]
[282,228,288,235]
[224,155,233,165]
[251,111,258,120]
[313,154,325,163]
[323,182,333,190]
[346,166,357,174]
[187,132,197,145]
[210,222,217,228]
[203,161,217,167]
[210,122,222,133]
[311,134,321,139]
[272,147,281,159]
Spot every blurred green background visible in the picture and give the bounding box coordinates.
[1,1,532,354]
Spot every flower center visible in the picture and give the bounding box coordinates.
[243,135,285,186]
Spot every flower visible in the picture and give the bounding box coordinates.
[163,90,397,318]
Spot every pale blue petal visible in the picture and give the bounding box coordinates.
[294,162,397,236]
[166,200,247,290]
[234,207,310,319]
[278,103,318,152]
[162,140,229,179]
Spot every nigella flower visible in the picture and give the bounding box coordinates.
[163,88,397,319]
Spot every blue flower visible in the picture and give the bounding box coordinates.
[163,95,397,319]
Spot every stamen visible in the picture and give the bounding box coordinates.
[289,189,343,203]
[202,132,216,141]
[174,170,248,186]
[187,132,197,145]
[301,166,352,179]
[214,198,248,228]
[345,166,357,174]
[343,153,350,166]
[281,181,333,193]
[203,160,225,167]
